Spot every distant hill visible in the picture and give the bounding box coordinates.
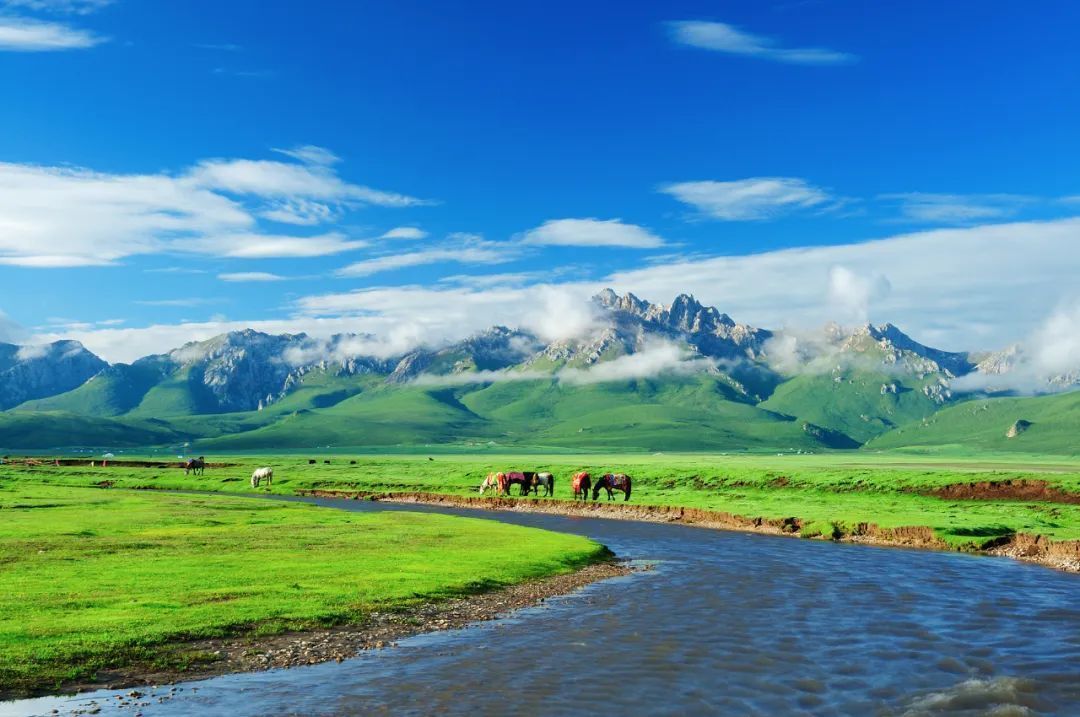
[2,289,1078,453]
[867,391,1080,455]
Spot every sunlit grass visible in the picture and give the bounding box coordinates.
[0,480,605,695]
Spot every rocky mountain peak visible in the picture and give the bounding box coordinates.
[593,289,769,360]
[0,339,108,410]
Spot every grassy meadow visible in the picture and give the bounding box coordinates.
[7,451,1080,548]
[0,478,607,696]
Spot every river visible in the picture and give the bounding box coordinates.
[5,495,1080,716]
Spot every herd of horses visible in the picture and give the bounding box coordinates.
[182,459,631,501]
[480,470,632,502]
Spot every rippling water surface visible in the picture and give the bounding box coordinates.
[5,496,1080,716]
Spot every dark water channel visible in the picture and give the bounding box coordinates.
[6,495,1080,716]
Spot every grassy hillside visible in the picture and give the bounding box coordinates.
[199,376,831,452]
[869,391,1080,455]
[0,411,182,450]
[761,368,946,444]
[17,361,167,417]
[200,383,492,450]
[4,355,1080,454]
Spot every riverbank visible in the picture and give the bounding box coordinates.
[0,482,614,699]
[295,489,1080,573]
[27,560,630,703]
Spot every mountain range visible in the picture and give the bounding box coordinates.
[2,290,1077,454]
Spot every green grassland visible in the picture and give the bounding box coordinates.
[0,479,606,696]
[11,452,1080,549]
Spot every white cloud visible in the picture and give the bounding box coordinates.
[826,266,891,325]
[15,343,51,360]
[187,157,428,208]
[335,236,519,278]
[879,192,1036,224]
[271,145,340,166]
[380,226,428,240]
[0,151,419,266]
[259,198,337,226]
[560,339,710,384]
[438,270,557,287]
[667,20,855,65]
[606,217,1080,351]
[3,0,112,14]
[33,217,1080,363]
[180,232,367,258]
[0,16,103,50]
[661,177,833,220]
[295,283,600,346]
[217,272,287,282]
[519,218,665,248]
[953,301,1080,394]
[413,338,709,387]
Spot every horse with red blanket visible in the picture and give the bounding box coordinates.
[503,471,536,496]
[571,471,591,501]
[593,473,632,501]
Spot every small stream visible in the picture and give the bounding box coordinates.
[5,495,1080,716]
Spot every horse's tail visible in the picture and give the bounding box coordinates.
[625,477,632,501]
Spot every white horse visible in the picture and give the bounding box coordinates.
[251,466,273,488]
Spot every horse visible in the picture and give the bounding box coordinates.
[251,466,273,488]
[593,473,632,502]
[528,472,555,497]
[571,471,592,501]
[503,471,536,496]
[184,457,206,476]
[479,472,505,495]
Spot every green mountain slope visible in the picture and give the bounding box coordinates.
[0,412,183,450]
[199,382,491,449]
[17,360,169,417]
[867,391,1080,455]
[198,375,832,452]
[760,368,948,444]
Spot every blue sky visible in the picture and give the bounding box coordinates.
[2,0,1080,361]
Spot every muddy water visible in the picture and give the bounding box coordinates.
[6,496,1080,716]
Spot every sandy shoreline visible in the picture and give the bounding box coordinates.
[3,559,630,702]
[294,489,1080,574]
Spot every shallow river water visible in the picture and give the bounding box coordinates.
[5,495,1080,716]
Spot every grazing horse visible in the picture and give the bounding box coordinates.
[503,471,536,496]
[479,472,505,495]
[571,471,592,501]
[593,473,632,502]
[251,466,273,488]
[528,472,555,497]
[184,457,206,476]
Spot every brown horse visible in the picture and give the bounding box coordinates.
[527,472,555,497]
[184,456,205,476]
[571,471,592,501]
[593,473,632,501]
[504,471,536,496]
